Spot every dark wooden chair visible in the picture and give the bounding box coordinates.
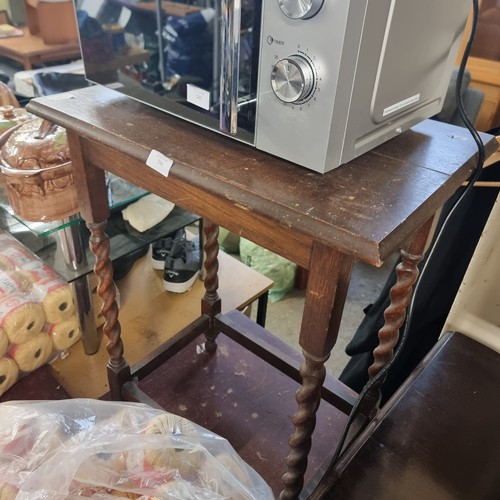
[306,331,500,499]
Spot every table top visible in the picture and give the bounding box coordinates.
[28,86,498,268]
[0,26,80,57]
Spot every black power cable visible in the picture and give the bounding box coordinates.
[311,0,486,489]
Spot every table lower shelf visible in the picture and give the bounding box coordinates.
[1,247,356,496]
[133,331,351,497]
[48,250,273,398]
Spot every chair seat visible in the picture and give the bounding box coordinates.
[317,331,500,500]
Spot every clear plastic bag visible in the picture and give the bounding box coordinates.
[0,399,274,499]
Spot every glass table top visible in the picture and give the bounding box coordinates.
[0,173,199,283]
[0,173,149,237]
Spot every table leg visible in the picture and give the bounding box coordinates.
[360,216,436,415]
[87,220,130,399]
[304,217,437,500]
[256,291,269,327]
[66,131,130,400]
[201,220,221,353]
[22,57,32,71]
[279,243,355,500]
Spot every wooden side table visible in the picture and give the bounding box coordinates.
[0,27,81,70]
[28,86,497,499]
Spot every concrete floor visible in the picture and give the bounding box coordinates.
[253,256,398,378]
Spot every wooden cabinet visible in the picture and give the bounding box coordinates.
[459,0,500,131]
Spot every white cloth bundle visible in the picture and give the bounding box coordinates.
[122,193,175,232]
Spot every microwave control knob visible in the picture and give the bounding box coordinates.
[271,55,315,103]
[278,0,324,19]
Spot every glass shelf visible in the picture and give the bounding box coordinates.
[0,174,199,283]
[0,173,149,237]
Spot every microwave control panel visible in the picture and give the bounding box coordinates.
[256,0,356,172]
[272,0,325,104]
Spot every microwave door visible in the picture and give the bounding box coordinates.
[156,1,214,85]
[77,0,257,144]
[158,0,258,142]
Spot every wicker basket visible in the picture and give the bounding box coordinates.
[0,119,78,222]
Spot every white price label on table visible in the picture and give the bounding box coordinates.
[146,150,174,177]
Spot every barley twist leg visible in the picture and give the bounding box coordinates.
[201,220,221,353]
[279,352,329,500]
[88,221,129,399]
[368,249,422,380]
[362,217,435,414]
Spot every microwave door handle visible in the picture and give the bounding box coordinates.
[220,0,241,135]
[155,0,166,83]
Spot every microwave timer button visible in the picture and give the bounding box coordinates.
[271,55,315,104]
[278,0,324,20]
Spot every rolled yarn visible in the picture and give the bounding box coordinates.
[48,317,81,351]
[0,329,8,358]
[0,482,18,500]
[0,269,31,296]
[22,264,75,323]
[143,414,202,473]
[0,246,75,323]
[9,333,54,372]
[0,245,34,269]
[0,357,19,396]
[0,295,46,344]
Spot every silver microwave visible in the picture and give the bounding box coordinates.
[76,0,471,173]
